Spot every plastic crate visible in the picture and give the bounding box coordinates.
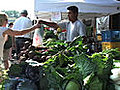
[102,42,120,50]
[101,30,120,42]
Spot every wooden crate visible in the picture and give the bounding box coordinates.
[102,42,120,50]
[97,34,102,41]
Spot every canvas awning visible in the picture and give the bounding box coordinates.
[34,0,120,15]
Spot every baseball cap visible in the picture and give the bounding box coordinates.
[20,10,28,15]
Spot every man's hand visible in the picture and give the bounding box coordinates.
[34,22,41,29]
[38,19,59,29]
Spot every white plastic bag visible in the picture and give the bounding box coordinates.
[32,26,44,47]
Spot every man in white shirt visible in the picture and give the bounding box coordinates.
[39,6,86,42]
[12,10,32,59]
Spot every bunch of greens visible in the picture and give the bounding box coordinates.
[42,36,92,89]
[41,36,120,90]
[85,48,120,90]
[8,34,120,90]
[0,68,8,90]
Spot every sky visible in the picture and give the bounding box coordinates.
[0,0,34,19]
[0,0,85,11]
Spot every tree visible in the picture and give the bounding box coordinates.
[1,10,20,18]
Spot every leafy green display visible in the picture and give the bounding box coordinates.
[7,35,120,90]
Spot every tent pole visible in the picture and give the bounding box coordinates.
[93,17,98,52]
[93,17,97,39]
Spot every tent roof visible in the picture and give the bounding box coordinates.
[34,0,120,19]
[35,0,120,13]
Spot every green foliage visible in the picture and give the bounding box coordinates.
[1,10,20,18]
[41,37,87,89]
[86,76,103,90]
[0,68,9,90]
[8,62,26,77]
[102,48,120,59]
[65,80,81,90]
[42,36,118,90]
[8,64,22,77]
[74,54,96,79]
[7,35,120,90]
[85,49,117,90]
[43,30,58,40]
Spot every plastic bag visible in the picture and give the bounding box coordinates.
[32,26,44,47]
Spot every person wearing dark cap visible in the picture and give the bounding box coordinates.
[12,10,32,59]
[39,6,86,42]
[21,10,28,15]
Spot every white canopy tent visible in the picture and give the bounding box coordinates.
[34,0,120,19]
[35,0,120,13]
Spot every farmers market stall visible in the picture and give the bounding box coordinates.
[34,0,120,52]
[1,29,120,90]
[1,0,120,90]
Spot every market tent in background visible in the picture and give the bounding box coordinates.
[34,0,120,19]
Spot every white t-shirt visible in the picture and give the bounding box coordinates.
[58,20,86,42]
[0,27,8,58]
[12,16,32,38]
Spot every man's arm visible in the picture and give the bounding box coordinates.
[39,20,59,29]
